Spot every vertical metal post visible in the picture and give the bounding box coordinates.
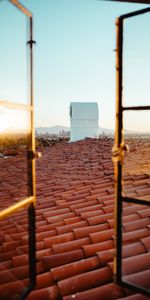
[28,203,36,286]
[29,16,36,201]
[114,17,123,284]
[27,16,36,288]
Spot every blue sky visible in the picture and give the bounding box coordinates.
[0,0,150,132]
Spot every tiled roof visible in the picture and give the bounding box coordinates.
[0,137,150,299]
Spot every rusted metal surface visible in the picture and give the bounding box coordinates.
[9,0,32,17]
[107,0,150,4]
[113,6,150,296]
[0,1,36,298]
[113,15,123,285]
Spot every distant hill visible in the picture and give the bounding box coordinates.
[99,128,114,135]
[36,126,148,136]
[36,125,70,135]
[36,126,114,135]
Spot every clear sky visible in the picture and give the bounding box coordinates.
[0,0,150,133]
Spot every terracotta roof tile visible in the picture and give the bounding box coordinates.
[37,222,64,232]
[123,228,150,244]
[103,199,114,206]
[123,269,150,290]
[122,253,150,275]
[136,188,150,197]
[2,240,21,252]
[140,236,150,251]
[56,220,88,235]
[90,228,114,243]
[26,285,61,300]
[0,249,16,261]
[98,194,115,202]
[43,207,71,218]
[35,272,55,289]
[52,237,91,254]
[44,232,74,248]
[102,204,114,213]
[62,282,126,300]
[122,241,146,258]
[87,212,114,225]
[97,249,114,266]
[36,248,53,260]
[123,218,150,232]
[117,294,150,300]
[51,256,100,281]
[73,223,109,239]
[70,200,98,212]
[64,216,82,225]
[36,229,56,242]
[123,205,147,216]
[1,137,150,300]
[58,266,112,296]
[137,208,150,218]
[42,249,84,269]
[0,260,12,271]
[47,212,75,223]
[83,240,114,257]
[0,280,27,300]
[86,192,108,201]
[122,213,141,223]
[80,209,104,220]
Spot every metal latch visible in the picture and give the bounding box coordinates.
[28,151,42,159]
[112,143,129,164]
[34,152,42,158]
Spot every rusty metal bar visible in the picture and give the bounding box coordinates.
[0,1,36,299]
[123,105,150,111]
[28,203,36,286]
[0,100,33,111]
[113,16,123,285]
[9,0,32,17]
[119,6,150,20]
[121,280,150,296]
[123,196,150,205]
[109,0,150,4]
[0,196,34,220]
[114,6,150,296]
[27,16,36,205]
[122,197,150,205]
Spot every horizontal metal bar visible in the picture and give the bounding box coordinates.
[0,100,33,111]
[9,0,32,17]
[109,1,150,5]
[121,280,150,296]
[122,196,150,206]
[0,196,34,220]
[120,6,150,20]
[123,105,150,111]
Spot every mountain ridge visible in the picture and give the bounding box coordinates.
[36,125,114,135]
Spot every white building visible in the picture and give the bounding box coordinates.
[70,102,99,142]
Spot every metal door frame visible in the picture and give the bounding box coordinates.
[112,6,150,296]
[0,1,36,299]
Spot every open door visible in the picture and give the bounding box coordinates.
[0,1,36,299]
[112,7,150,296]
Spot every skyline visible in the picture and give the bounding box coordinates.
[0,0,150,133]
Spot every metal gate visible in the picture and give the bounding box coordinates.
[0,1,36,299]
[112,6,150,296]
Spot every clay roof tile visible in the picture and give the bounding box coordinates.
[1,137,150,300]
[62,282,126,300]
[58,266,112,296]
